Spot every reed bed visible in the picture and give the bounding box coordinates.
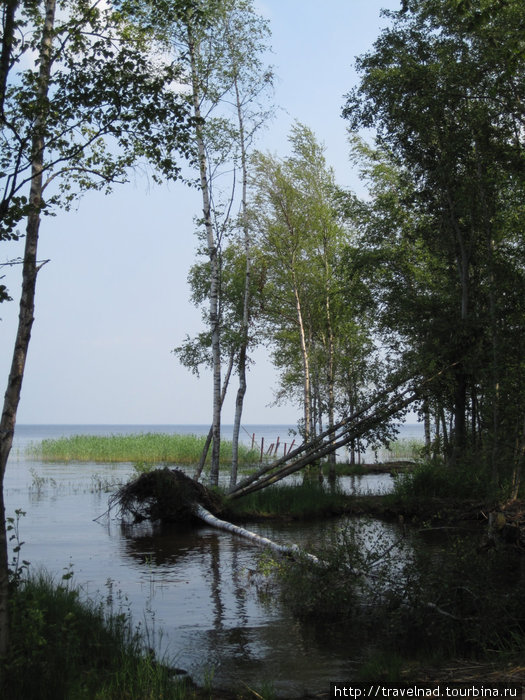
[28,432,260,466]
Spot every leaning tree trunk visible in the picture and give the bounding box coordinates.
[193,504,320,564]
[228,364,456,500]
[0,0,56,661]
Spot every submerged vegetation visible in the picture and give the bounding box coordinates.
[28,433,260,466]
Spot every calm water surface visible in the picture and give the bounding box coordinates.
[5,424,420,697]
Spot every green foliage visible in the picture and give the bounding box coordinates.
[343,0,525,473]
[249,123,381,444]
[0,0,193,247]
[271,520,403,622]
[3,573,190,699]
[269,518,525,663]
[6,509,30,591]
[377,438,425,462]
[355,651,404,683]
[397,535,525,658]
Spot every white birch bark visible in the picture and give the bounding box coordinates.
[230,75,250,489]
[193,504,320,564]
[292,271,312,444]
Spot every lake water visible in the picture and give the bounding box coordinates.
[5,423,422,697]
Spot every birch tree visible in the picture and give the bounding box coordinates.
[251,125,366,454]
[0,0,192,662]
[169,0,272,487]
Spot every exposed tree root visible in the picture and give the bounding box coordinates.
[109,468,222,524]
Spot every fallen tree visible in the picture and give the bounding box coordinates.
[109,468,321,562]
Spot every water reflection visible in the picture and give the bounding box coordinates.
[110,515,388,695]
[2,429,455,697]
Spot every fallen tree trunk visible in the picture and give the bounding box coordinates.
[108,469,321,564]
[193,503,321,563]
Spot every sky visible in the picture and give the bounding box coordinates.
[1,0,402,426]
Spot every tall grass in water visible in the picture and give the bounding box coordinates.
[28,432,260,466]
[4,572,189,700]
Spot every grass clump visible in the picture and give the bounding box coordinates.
[3,572,190,700]
[227,481,349,519]
[29,432,260,466]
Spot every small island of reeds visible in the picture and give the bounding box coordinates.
[28,432,260,466]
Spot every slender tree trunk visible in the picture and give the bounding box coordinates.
[194,349,235,482]
[433,411,440,459]
[324,258,336,480]
[187,30,222,486]
[447,189,470,466]
[0,485,7,664]
[292,272,311,444]
[423,397,431,453]
[476,145,500,482]
[440,406,450,457]
[0,0,56,661]
[230,75,251,489]
[230,345,247,488]
[511,415,525,500]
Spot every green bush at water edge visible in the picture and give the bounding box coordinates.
[388,457,508,505]
[263,518,525,669]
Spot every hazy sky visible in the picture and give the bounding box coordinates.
[1,0,402,426]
